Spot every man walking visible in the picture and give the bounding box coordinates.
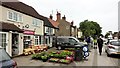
[86,36,91,52]
[97,36,103,55]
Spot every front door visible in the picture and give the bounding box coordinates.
[12,33,19,56]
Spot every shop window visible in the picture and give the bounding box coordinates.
[39,36,41,45]
[35,36,39,45]
[41,36,44,44]
[23,36,31,49]
[0,34,6,50]
[49,37,50,44]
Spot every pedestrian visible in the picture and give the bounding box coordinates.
[93,39,97,49]
[86,36,91,52]
[97,36,103,55]
[90,36,93,47]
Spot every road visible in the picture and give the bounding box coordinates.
[13,46,120,68]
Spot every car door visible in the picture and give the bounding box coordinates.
[68,38,78,48]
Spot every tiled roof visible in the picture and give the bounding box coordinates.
[1,0,54,28]
[48,18,59,29]
[0,22,23,32]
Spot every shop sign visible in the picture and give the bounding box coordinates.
[23,30,35,35]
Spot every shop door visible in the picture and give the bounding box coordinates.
[49,37,53,47]
[45,36,49,46]
[0,32,8,51]
[12,33,19,56]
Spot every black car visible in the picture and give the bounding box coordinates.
[0,47,17,68]
[53,36,85,50]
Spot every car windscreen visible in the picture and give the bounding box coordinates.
[110,41,120,46]
[0,49,11,62]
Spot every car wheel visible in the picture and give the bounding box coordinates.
[58,46,62,50]
[107,53,111,57]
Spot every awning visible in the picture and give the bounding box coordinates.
[0,22,23,33]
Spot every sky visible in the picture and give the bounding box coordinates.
[19,0,119,35]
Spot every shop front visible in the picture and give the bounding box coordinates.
[44,33,53,48]
[23,30,35,49]
[34,35,44,46]
[0,22,23,56]
[23,29,44,48]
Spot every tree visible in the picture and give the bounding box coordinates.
[105,32,110,38]
[79,20,102,37]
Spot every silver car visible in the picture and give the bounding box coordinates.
[105,39,120,57]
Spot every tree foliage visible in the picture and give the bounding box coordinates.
[105,32,110,38]
[79,20,102,37]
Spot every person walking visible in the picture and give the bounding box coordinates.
[97,36,103,55]
[86,36,91,52]
[93,39,97,49]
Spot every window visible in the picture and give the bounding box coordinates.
[23,36,31,49]
[0,34,7,50]
[110,41,120,46]
[50,28,53,34]
[18,14,22,22]
[32,19,37,26]
[69,38,77,43]
[39,36,41,44]
[13,12,18,21]
[7,11,23,22]
[32,19,42,27]
[8,11,13,20]
[41,36,44,44]
[35,36,39,45]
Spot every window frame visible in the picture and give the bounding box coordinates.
[7,11,23,23]
[34,36,41,45]
[32,19,42,27]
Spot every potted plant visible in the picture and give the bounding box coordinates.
[32,54,37,59]
[66,56,74,62]
[49,58,59,62]
[41,55,48,62]
[51,51,56,54]
[59,59,71,64]
[48,53,54,58]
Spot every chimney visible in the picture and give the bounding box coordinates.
[62,15,66,20]
[49,14,53,19]
[71,21,74,25]
[56,11,61,20]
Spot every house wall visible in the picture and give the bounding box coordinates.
[74,27,77,38]
[0,5,44,56]
[71,27,74,36]
[44,26,54,47]
[1,6,44,35]
[0,6,2,21]
[78,31,82,38]
[56,20,71,36]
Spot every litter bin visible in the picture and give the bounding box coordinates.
[74,45,83,61]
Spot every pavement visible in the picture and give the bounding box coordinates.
[12,46,120,67]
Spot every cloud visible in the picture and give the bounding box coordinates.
[19,0,119,34]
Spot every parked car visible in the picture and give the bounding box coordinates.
[105,39,120,57]
[0,47,17,68]
[53,36,85,50]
